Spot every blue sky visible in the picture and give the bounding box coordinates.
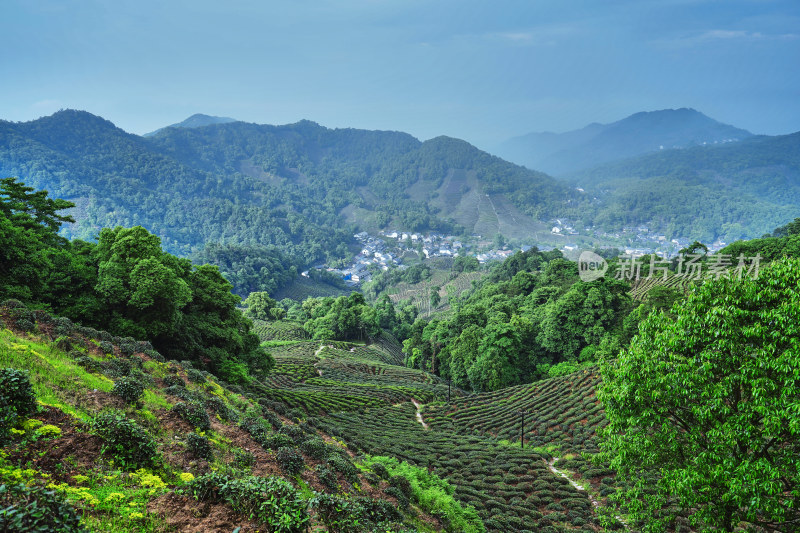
[1,0,798,148]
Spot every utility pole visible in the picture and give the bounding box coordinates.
[518,409,525,449]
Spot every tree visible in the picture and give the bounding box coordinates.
[94,226,191,339]
[243,292,280,321]
[598,258,800,532]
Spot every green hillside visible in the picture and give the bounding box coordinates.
[567,131,800,242]
[0,110,575,265]
[0,305,474,532]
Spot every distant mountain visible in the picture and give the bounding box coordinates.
[0,110,576,261]
[497,108,753,175]
[568,131,800,243]
[143,113,238,136]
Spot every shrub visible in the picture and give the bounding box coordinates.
[75,356,103,373]
[55,336,73,352]
[232,448,255,469]
[0,483,86,533]
[276,446,305,475]
[262,410,282,429]
[0,369,37,421]
[144,349,165,362]
[0,368,37,442]
[300,438,329,460]
[315,465,339,492]
[187,474,309,531]
[52,317,75,337]
[389,475,413,500]
[119,342,137,357]
[1,298,26,309]
[310,494,362,531]
[205,397,237,421]
[354,496,403,525]
[135,340,153,352]
[104,358,131,378]
[262,433,295,451]
[327,454,359,486]
[186,432,213,461]
[186,368,206,384]
[111,376,145,404]
[165,385,199,403]
[15,319,35,332]
[370,462,389,480]
[171,402,210,431]
[162,374,184,388]
[98,341,114,355]
[92,412,158,469]
[279,424,307,444]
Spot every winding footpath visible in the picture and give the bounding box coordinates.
[410,398,428,429]
[546,457,629,530]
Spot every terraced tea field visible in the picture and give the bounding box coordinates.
[628,272,694,300]
[254,322,617,530]
[387,270,485,316]
[317,402,604,532]
[424,369,604,454]
[251,330,456,416]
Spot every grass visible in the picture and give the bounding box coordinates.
[0,328,114,421]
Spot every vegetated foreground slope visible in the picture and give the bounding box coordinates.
[0,304,472,533]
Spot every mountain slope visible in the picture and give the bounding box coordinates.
[572,131,800,242]
[498,108,753,175]
[0,110,577,258]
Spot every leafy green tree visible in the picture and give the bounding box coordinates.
[163,265,274,383]
[599,258,800,532]
[94,226,191,339]
[243,292,281,321]
[0,178,74,302]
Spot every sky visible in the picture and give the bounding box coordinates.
[1,0,798,150]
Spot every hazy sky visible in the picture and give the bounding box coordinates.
[1,0,798,149]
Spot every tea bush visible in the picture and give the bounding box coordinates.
[187,368,206,384]
[171,401,210,431]
[315,465,339,492]
[0,483,86,533]
[92,412,158,469]
[0,368,37,421]
[186,432,213,461]
[187,473,310,532]
[276,446,305,475]
[98,341,114,355]
[162,374,184,388]
[111,376,144,404]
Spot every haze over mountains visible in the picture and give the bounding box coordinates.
[0,108,798,261]
[143,113,237,137]
[496,108,754,175]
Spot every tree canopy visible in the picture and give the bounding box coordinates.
[598,258,800,531]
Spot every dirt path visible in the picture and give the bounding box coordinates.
[313,344,329,376]
[546,458,628,529]
[410,399,428,429]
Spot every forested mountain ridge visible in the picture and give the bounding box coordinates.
[569,130,800,242]
[0,110,577,260]
[497,108,753,174]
